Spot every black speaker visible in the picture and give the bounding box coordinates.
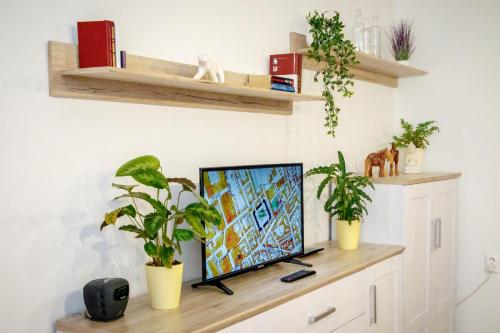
[83,278,129,322]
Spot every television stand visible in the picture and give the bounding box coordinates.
[191,280,234,295]
[283,258,313,267]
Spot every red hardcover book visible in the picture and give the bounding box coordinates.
[77,20,115,68]
[269,53,302,93]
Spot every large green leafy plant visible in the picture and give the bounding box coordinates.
[307,11,358,138]
[392,119,440,149]
[305,151,373,224]
[100,155,222,268]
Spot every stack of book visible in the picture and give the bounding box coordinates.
[77,20,125,68]
[270,75,296,93]
[269,53,302,93]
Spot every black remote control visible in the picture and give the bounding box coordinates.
[281,269,316,283]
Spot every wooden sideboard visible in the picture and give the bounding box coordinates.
[56,241,404,333]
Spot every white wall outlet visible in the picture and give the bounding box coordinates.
[484,254,499,273]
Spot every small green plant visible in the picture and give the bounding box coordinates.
[305,151,373,224]
[307,11,358,138]
[392,119,440,149]
[100,155,222,268]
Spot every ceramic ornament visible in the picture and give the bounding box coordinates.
[193,55,225,83]
[404,143,424,173]
[364,145,399,177]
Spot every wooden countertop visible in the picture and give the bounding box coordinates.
[56,241,404,333]
[371,172,461,185]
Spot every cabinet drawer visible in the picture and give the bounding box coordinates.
[220,270,367,333]
[332,314,369,333]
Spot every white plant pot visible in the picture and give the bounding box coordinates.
[397,60,410,66]
[404,144,425,174]
[306,31,314,47]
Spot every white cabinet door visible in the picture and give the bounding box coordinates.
[366,256,402,333]
[403,183,433,333]
[429,180,456,333]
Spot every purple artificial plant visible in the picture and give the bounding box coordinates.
[389,20,416,61]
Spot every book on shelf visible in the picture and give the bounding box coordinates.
[271,82,295,93]
[269,53,302,93]
[271,76,294,85]
[271,75,297,91]
[77,20,125,68]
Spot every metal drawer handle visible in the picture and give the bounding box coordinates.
[308,306,336,324]
[437,218,442,249]
[431,218,438,251]
[369,285,377,325]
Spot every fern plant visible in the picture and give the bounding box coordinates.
[392,119,440,149]
[100,155,222,268]
[307,11,358,138]
[305,151,374,225]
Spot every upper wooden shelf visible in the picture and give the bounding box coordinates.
[48,41,324,115]
[290,33,427,88]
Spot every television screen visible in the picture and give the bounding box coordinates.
[200,164,304,281]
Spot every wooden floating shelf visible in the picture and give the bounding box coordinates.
[290,32,427,88]
[48,41,324,115]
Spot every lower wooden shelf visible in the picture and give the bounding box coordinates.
[48,41,324,115]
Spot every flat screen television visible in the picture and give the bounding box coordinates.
[196,163,304,292]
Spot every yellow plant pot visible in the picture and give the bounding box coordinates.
[335,220,361,250]
[145,262,183,310]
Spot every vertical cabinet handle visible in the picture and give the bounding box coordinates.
[437,218,442,249]
[431,219,437,251]
[369,285,377,325]
[431,218,442,251]
[308,306,336,324]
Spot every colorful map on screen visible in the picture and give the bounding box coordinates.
[202,165,303,280]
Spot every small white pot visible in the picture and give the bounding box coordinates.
[306,31,314,47]
[404,144,425,174]
[397,60,410,66]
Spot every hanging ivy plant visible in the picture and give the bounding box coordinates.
[307,11,358,138]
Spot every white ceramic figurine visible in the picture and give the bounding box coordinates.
[193,55,225,83]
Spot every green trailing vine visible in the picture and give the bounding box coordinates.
[307,11,358,138]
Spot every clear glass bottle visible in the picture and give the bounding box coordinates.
[363,16,372,54]
[354,9,364,52]
[371,15,381,57]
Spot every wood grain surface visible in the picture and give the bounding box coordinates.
[48,41,324,115]
[290,32,427,88]
[371,172,461,185]
[56,241,404,333]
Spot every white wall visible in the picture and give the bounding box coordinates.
[0,0,396,332]
[394,0,500,331]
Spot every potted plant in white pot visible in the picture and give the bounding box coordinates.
[305,151,374,250]
[100,155,221,310]
[306,11,358,138]
[392,119,440,174]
